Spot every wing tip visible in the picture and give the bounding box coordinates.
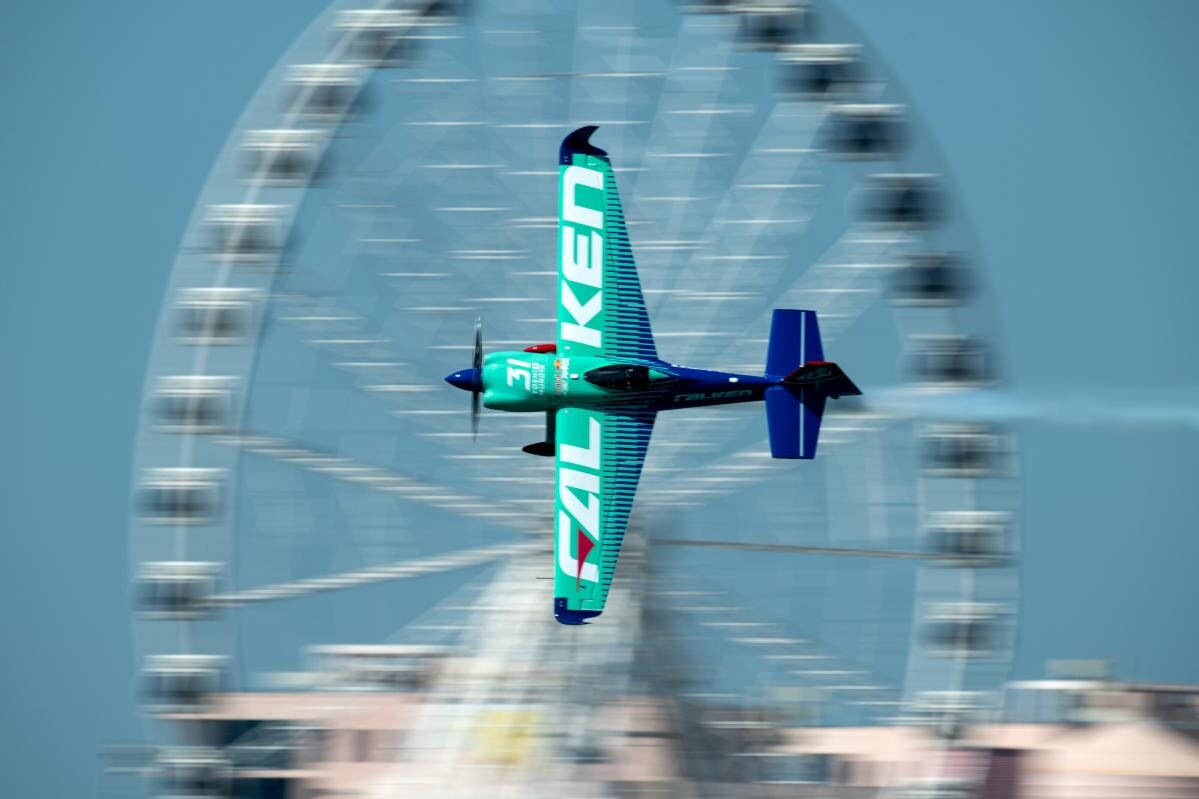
[554,597,602,625]
[560,125,608,164]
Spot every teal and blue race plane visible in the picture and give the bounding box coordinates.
[446,126,861,625]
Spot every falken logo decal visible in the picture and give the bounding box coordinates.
[557,414,601,587]
[673,389,753,403]
[560,165,604,350]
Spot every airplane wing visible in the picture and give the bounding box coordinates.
[552,406,655,624]
[556,125,658,364]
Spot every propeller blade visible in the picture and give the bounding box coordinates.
[471,318,482,439]
[473,317,483,370]
[471,390,480,439]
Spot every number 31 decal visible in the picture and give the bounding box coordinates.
[506,358,531,389]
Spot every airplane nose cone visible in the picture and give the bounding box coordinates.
[445,368,483,392]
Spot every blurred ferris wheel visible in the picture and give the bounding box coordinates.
[127,0,1022,794]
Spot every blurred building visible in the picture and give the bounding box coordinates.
[106,650,1199,798]
[772,674,1199,798]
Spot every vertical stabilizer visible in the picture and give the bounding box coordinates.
[765,308,823,377]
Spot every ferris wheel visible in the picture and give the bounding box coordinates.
[127,1,1022,795]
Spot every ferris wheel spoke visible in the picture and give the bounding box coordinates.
[271,294,410,364]
[658,105,827,369]
[209,431,533,530]
[211,540,536,608]
[649,582,904,716]
[264,282,553,454]
[652,536,959,562]
[266,287,447,395]
[709,223,910,382]
[780,226,911,346]
[642,404,897,509]
[629,15,746,292]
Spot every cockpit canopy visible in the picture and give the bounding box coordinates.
[584,364,652,391]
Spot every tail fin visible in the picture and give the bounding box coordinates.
[764,309,861,460]
[765,309,823,377]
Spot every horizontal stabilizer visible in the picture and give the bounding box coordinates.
[783,361,862,399]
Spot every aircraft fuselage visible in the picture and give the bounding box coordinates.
[476,350,776,414]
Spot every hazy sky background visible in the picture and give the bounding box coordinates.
[2,2,1196,796]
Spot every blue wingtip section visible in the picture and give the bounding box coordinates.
[560,125,608,164]
[554,598,602,625]
[765,309,824,377]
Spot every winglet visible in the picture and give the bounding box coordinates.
[554,598,601,625]
[560,125,607,164]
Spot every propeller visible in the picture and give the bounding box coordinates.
[471,317,482,437]
[443,318,486,438]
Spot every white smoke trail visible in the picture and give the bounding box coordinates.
[865,386,1199,431]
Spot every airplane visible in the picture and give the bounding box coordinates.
[445,126,861,625]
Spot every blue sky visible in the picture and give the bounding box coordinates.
[831,1,1199,684]
[1,2,1196,796]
